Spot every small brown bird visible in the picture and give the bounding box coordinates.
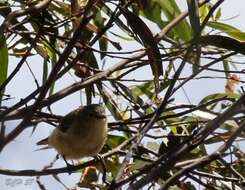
[37,104,107,160]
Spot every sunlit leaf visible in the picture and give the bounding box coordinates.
[42,41,57,96]
[97,83,122,120]
[138,1,165,28]
[199,2,208,22]
[117,82,145,107]
[214,7,222,21]
[158,0,191,41]
[129,79,171,99]
[48,1,70,17]
[109,31,134,41]
[130,81,155,98]
[106,134,127,148]
[104,156,121,178]
[208,21,245,41]
[78,166,98,189]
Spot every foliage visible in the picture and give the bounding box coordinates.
[0,0,245,189]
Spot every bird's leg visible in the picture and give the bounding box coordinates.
[62,155,73,175]
[94,155,109,185]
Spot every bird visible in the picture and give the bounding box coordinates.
[36,104,107,161]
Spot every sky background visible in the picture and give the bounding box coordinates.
[1,0,245,189]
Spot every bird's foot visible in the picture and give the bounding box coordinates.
[94,155,110,186]
[62,155,73,175]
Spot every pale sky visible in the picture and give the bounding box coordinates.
[1,1,245,189]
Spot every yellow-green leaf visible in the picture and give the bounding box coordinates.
[208,21,245,41]
[158,0,191,41]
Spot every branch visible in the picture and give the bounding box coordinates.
[130,92,245,190]
[0,135,135,177]
[0,0,94,151]
[0,0,51,33]
[160,120,245,190]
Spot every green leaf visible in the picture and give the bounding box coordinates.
[199,93,224,106]
[0,1,11,17]
[119,7,163,91]
[199,35,245,55]
[43,41,57,65]
[187,0,200,36]
[98,36,108,60]
[0,34,8,105]
[224,31,245,41]
[94,10,108,59]
[187,0,201,74]
[199,2,208,22]
[214,7,222,21]
[106,134,127,148]
[42,41,57,96]
[199,93,239,106]
[117,82,145,107]
[222,59,230,78]
[158,0,191,41]
[208,21,245,41]
[109,31,134,41]
[129,79,171,99]
[48,1,70,17]
[208,21,240,32]
[104,99,122,120]
[139,1,166,28]
[130,81,155,98]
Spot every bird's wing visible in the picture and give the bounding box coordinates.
[58,108,81,133]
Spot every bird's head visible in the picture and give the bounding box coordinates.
[80,104,106,119]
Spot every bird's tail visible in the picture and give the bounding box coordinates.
[34,146,52,151]
[36,137,49,145]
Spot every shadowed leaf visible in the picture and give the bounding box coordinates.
[199,35,245,55]
[187,0,201,74]
[119,7,163,91]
